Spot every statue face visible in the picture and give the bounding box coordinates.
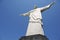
[34,5,37,9]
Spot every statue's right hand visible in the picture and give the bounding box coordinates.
[20,14,25,16]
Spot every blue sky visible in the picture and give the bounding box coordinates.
[0,0,60,40]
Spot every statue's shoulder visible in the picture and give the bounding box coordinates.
[37,8,40,9]
[35,8,41,10]
[28,9,34,13]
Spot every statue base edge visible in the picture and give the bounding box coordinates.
[19,34,48,40]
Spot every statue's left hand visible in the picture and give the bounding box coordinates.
[51,1,55,5]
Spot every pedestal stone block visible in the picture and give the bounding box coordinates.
[19,34,48,40]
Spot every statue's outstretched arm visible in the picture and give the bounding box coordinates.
[20,12,30,16]
[41,2,55,12]
[20,10,34,16]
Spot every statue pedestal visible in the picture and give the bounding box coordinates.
[19,34,48,40]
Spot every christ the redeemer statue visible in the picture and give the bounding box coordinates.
[20,2,54,36]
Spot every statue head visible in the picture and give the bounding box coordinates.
[34,5,37,9]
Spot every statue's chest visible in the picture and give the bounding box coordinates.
[30,9,41,17]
